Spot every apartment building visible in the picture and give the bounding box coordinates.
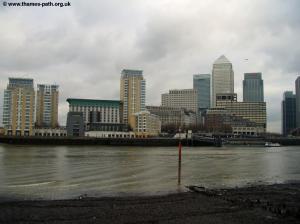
[2,78,35,136]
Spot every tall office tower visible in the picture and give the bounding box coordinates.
[161,89,198,113]
[282,91,296,136]
[243,73,264,102]
[211,55,234,107]
[296,76,300,127]
[36,84,59,128]
[2,78,35,136]
[193,74,210,110]
[120,69,146,127]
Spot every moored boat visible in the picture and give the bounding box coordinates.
[265,142,281,147]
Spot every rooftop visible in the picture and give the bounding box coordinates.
[244,73,262,79]
[121,69,143,78]
[283,91,296,99]
[169,89,196,93]
[9,77,33,81]
[193,74,210,79]
[37,84,59,88]
[8,77,34,88]
[214,55,231,64]
[67,98,121,107]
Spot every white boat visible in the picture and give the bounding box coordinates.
[265,142,281,147]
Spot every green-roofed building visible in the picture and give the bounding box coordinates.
[66,98,126,133]
[67,98,121,108]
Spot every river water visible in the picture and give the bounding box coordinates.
[0,145,299,200]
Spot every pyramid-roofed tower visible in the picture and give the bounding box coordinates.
[211,55,234,107]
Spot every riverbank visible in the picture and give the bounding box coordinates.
[0,183,299,223]
[0,135,218,146]
[1,135,300,147]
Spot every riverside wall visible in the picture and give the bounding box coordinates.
[0,136,217,147]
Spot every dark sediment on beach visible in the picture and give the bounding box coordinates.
[0,183,299,224]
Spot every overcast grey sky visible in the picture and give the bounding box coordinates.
[0,0,299,133]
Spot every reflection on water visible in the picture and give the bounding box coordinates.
[0,145,299,200]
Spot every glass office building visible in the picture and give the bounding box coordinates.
[282,91,296,136]
[295,77,300,127]
[243,73,264,102]
[193,74,210,110]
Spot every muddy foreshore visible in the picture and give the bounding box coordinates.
[0,183,299,224]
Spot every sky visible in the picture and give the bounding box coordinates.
[0,0,299,133]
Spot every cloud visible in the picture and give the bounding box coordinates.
[0,0,299,132]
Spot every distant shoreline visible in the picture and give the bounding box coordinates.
[1,135,300,146]
[0,183,299,223]
[0,135,219,147]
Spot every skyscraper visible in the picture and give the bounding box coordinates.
[282,91,296,136]
[36,84,59,128]
[211,55,234,107]
[243,73,264,102]
[295,76,300,128]
[120,69,146,128]
[193,74,210,110]
[2,78,35,136]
